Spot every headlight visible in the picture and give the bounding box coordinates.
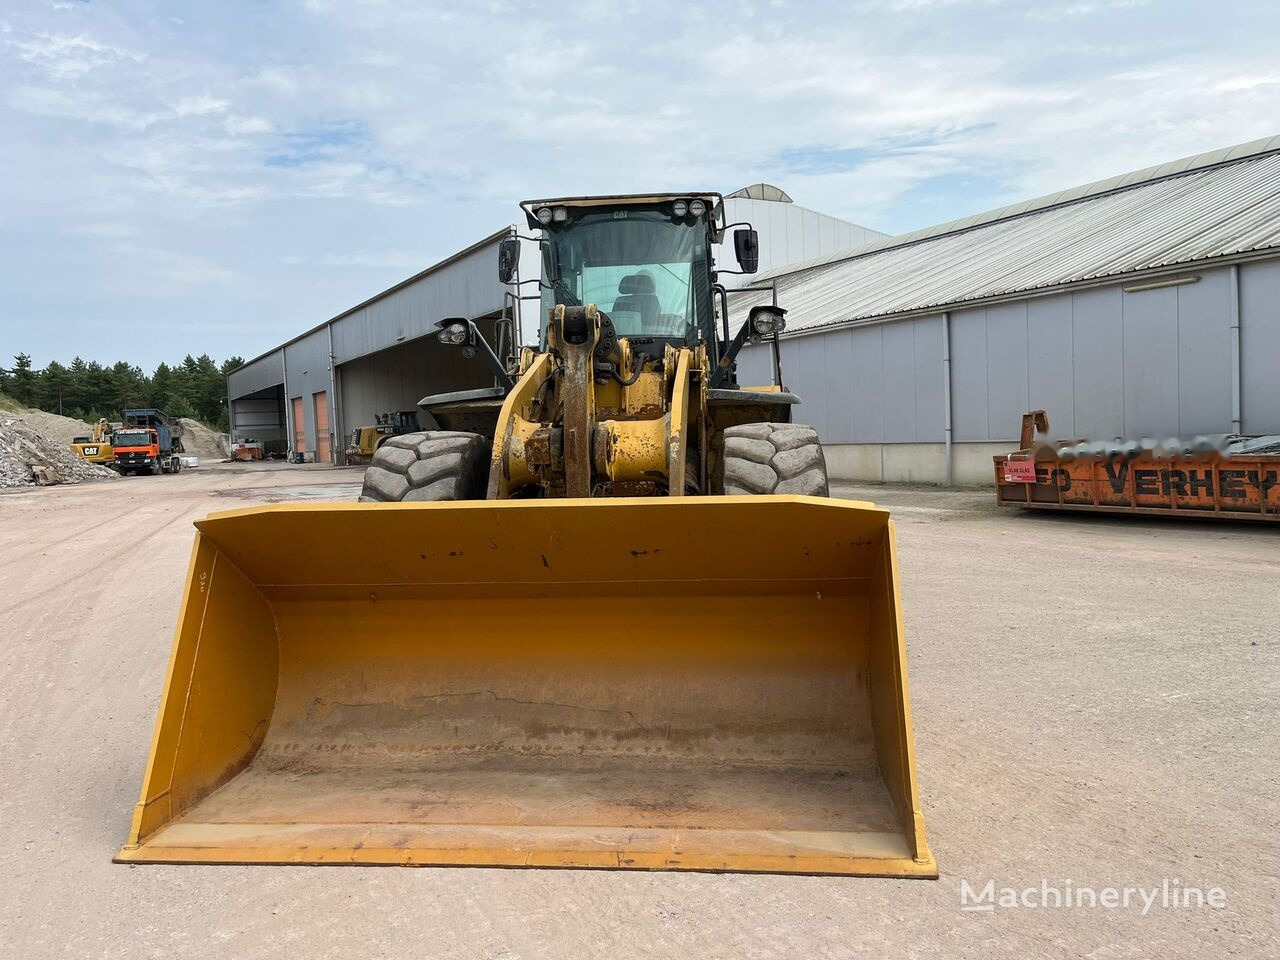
[552,206,569,223]
[672,199,688,217]
[536,206,554,225]
[689,198,706,217]
[751,310,786,336]
[437,322,468,345]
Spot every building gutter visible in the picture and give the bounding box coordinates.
[1230,264,1242,434]
[942,311,953,485]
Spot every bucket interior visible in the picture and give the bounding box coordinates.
[119,497,934,876]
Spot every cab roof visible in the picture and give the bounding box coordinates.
[520,193,726,235]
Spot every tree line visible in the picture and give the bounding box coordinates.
[0,353,244,431]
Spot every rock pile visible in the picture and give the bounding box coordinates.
[0,416,119,488]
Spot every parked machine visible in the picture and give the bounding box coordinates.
[995,410,1280,520]
[113,409,185,476]
[344,410,420,463]
[69,418,118,467]
[118,194,935,878]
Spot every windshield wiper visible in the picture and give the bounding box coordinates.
[553,276,581,306]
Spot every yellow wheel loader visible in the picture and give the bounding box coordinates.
[344,410,421,464]
[118,194,936,877]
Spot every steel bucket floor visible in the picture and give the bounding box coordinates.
[120,757,921,873]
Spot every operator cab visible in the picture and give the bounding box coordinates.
[501,194,761,362]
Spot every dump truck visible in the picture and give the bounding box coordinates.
[69,418,118,467]
[114,409,185,476]
[118,194,935,877]
[996,410,1280,521]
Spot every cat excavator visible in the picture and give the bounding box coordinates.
[118,194,935,877]
[69,418,117,467]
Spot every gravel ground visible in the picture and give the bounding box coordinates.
[0,466,1275,958]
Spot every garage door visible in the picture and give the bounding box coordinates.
[313,390,331,464]
[292,397,305,456]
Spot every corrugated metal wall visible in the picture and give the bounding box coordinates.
[742,258,1279,445]
[330,241,506,365]
[1240,258,1280,433]
[227,350,284,400]
[740,316,945,443]
[281,329,333,459]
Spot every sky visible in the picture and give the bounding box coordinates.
[2,0,1278,370]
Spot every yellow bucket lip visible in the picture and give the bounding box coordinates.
[116,841,938,877]
[196,494,887,526]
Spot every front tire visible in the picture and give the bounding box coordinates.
[720,423,829,497]
[359,431,489,502]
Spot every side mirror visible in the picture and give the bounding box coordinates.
[734,228,759,274]
[497,237,520,284]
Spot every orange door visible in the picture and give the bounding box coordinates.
[313,391,331,463]
[291,397,305,456]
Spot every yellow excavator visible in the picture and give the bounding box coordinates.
[69,418,117,467]
[117,194,935,877]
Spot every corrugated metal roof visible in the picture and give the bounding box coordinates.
[736,136,1280,334]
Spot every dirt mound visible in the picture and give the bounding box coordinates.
[9,408,96,447]
[177,418,229,462]
[0,416,119,487]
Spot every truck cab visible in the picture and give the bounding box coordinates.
[117,409,185,476]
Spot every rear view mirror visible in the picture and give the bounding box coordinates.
[734,229,759,274]
[497,238,520,284]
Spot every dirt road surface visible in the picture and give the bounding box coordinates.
[1,465,1275,958]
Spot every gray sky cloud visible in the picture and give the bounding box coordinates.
[1,0,1277,368]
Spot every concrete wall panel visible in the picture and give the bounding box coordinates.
[849,324,885,443]
[880,321,917,441]
[912,316,945,442]
[1175,270,1233,435]
[1121,284,1180,437]
[984,301,1030,441]
[1239,259,1280,434]
[1026,294,1075,439]
[949,307,988,441]
[1070,286,1124,439]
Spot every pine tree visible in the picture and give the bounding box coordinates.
[11,354,35,405]
[66,357,90,416]
[38,360,69,415]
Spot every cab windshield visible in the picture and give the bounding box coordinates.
[541,209,712,344]
[114,431,153,447]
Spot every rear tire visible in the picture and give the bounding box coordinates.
[359,431,489,502]
[720,423,829,497]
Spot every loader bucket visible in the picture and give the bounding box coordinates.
[117,497,935,876]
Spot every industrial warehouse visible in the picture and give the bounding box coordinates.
[229,135,1280,485]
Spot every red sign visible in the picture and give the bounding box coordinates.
[1003,459,1037,483]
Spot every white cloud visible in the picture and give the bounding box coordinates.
[224,114,272,135]
[1,0,1278,368]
